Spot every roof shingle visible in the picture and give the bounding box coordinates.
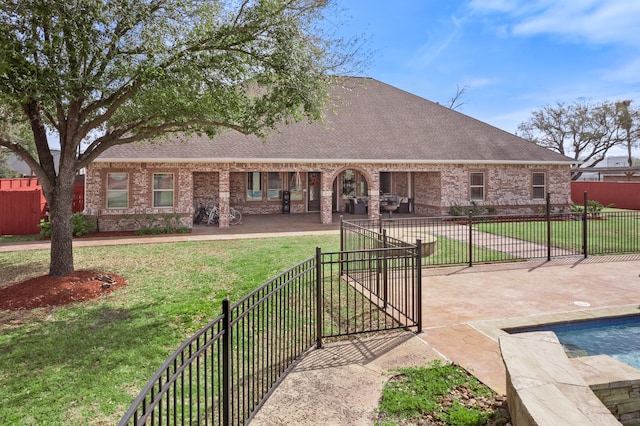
[97,77,573,164]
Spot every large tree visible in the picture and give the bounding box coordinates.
[518,100,635,178]
[0,0,358,276]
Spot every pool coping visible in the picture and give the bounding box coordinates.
[474,305,640,425]
[469,304,640,343]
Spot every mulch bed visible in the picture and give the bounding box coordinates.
[0,271,127,311]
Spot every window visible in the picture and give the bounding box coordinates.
[470,172,485,201]
[106,173,129,208]
[267,172,283,201]
[153,173,174,207]
[247,172,262,201]
[533,172,546,200]
[288,172,303,201]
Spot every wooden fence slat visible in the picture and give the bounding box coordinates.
[0,189,46,235]
[571,181,640,210]
[0,178,84,235]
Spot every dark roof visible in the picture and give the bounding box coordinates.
[97,77,574,165]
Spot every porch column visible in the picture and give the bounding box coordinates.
[320,172,333,224]
[368,171,381,220]
[218,170,230,228]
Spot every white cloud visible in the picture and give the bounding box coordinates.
[469,0,640,47]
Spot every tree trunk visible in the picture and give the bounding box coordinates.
[47,178,75,277]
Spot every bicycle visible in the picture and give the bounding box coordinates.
[193,202,242,225]
[192,201,210,225]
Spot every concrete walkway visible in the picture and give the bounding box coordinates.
[0,213,342,252]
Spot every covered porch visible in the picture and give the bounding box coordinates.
[192,167,442,228]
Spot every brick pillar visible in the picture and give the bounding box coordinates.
[320,171,333,224]
[218,170,230,227]
[368,171,380,220]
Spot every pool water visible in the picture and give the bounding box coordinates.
[508,315,640,370]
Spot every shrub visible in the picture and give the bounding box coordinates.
[124,213,190,235]
[448,204,465,216]
[39,213,97,237]
[570,200,614,217]
[449,203,497,217]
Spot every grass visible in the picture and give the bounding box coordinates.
[474,211,640,254]
[0,233,41,243]
[377,361,509,426]
[0,235,339,425]
[424,236,518,266]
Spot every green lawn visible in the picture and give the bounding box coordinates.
[0,233,41,243]
[0,235,339,425]
[424,236,518,266]
[474,212,640,254]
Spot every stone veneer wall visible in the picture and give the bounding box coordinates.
[86,161,572,231]
[572,355,640,426]
[500,332,621,426]
[591,378,640,425]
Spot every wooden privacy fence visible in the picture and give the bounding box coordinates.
[0,187,47,235]
[0,178,40,189]
[0,178,85,235]
[571,181,640,210]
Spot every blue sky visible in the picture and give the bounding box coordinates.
[332,0,640,154]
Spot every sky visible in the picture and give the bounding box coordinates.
[331,0,640,156]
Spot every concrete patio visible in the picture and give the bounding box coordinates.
[252,254,640,425]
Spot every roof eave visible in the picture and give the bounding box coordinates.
[93,157,576,166]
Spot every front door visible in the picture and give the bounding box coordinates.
[307,172,321,212]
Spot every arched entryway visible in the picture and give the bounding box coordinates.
[320,167,378,224]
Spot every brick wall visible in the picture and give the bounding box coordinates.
[86,161,572,231]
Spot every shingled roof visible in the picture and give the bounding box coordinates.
[97,77,573,165]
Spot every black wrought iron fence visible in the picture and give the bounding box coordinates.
[342,193,640,267]
[321,244,422,338]
[586,210,640,255]
[119,245,421,426]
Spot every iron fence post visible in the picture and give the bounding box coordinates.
[546,192,551,261]
[382,231,388,309]
[416,239,423,332]
[468,210,473,267]
[315,247,323,349]
[339,215,344,276]
[222,298,231,426]
[583,191,588,258]
[339,215,344,253]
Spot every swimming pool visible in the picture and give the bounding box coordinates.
[506,314,640,370]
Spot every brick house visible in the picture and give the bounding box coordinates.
[85,77,575,231]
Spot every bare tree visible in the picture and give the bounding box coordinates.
[518,100,628,179]
[446,84,469,111]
